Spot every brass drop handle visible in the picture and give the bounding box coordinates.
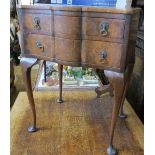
[99,22,109,37]
[35,41,44,52]
[34,17,41,30]
[99,50,107,61]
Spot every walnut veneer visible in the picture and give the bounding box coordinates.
[17,4,140,155]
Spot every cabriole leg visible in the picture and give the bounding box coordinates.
[43,60,47,83]
[119,64,134,119]
[119,84,128,119]
[105,71,125,155]
[95,69,114,98]
[20,57,39,133]
[57,64,63,103]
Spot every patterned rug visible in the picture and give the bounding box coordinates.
[11,91,143,155]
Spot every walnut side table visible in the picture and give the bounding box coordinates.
[17,4,140,155]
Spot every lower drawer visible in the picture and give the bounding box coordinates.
[22,34,54,58]
[81,40,127,71]
[55,38,81,63]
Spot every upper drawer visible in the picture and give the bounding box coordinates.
[18,9,52,35]
[82,17,126,43]
[53,10,82,39]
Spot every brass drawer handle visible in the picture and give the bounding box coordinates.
[99,50,107,63]
[35,41,44,52]
[99,22,109,37]
[34,17,41,30]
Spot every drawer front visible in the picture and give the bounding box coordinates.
[55,38,81,63]
[22,13,52,35]
[54,15,82,39]
[22,34,54,58]
[82,17,126,43]
[81,40,126,71]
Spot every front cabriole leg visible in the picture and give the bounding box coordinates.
[105,70,125,155]
[20,57,39,133]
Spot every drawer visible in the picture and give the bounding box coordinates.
[55,38,81,63]
[81,40,127,71]
[82,17,126,43]
[54,15,82,39]
[21,12,52,35]
[22,34,54,58]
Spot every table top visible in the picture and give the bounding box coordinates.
[17,3,141,14]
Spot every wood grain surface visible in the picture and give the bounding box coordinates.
[11,91,143,155]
